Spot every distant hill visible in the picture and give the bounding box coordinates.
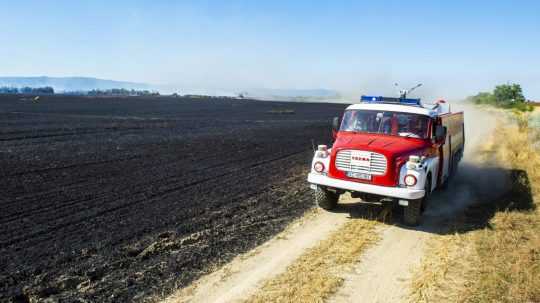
[246,88,339,98]
[242,88,342,102]
[0,76,152,92]
[0,76,343,101]
[170,88,341,100]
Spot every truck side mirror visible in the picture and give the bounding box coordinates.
[434,125,447,144]
[332,117,340,139]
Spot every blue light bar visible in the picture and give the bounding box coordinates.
[361,95,383,102]
[360,95,421,106]
[398,98,421,105]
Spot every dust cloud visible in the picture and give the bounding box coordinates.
[424,102,512,219]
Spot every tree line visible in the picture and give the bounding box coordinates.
[0,87,160,96]
[0,86,54,94]
[85,88,160,96]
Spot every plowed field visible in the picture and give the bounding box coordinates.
[0,95,346,302]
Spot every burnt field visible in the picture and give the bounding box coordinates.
[0,95,346,303]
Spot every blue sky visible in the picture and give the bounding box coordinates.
[1,0,539,100]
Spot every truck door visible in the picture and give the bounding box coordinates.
[442,131,451,181]
[441,117,451,182]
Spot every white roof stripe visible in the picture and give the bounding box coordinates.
[346,103,438,117]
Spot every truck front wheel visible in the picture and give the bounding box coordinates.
[403,178,431,226]
[403,199,422,226]
[315,187,339,210]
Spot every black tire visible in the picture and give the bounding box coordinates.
[421,176,432,212]
[403,199,422,226]
[403,177,431,226]
[441,154,459,190]
[451,153,459,177]
[315,187,339,210]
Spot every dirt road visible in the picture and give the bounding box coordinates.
[162,103,503,303]
[163,209,350,303]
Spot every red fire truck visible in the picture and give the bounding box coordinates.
[307,95,464,225]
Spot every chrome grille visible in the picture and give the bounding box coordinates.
[335,150,387,176]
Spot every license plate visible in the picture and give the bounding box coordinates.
[346,171,372,180]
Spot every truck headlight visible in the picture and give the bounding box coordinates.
[314,161,325,173]
[404,174,417,186]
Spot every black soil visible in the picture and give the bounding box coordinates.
[0,95,346,303]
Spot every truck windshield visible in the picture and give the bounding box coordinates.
[340,110,431,139]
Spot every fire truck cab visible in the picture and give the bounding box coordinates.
[307,95,464,226]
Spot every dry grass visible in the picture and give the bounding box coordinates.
[408,233,475,303]
[409,116,540,303]
[245,218,379,303]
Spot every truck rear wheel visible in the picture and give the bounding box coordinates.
[315,187,339,210]
[451,153,460,177]
[443,152,460,188]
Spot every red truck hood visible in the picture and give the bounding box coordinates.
[333,132,429,155]
[329,132,432,187]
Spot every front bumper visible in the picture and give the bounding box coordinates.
[307,173,425,200]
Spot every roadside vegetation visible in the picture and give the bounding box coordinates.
[467,83,534,112]
[409,113,540,303]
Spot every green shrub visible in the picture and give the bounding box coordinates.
[469,83,532,112]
